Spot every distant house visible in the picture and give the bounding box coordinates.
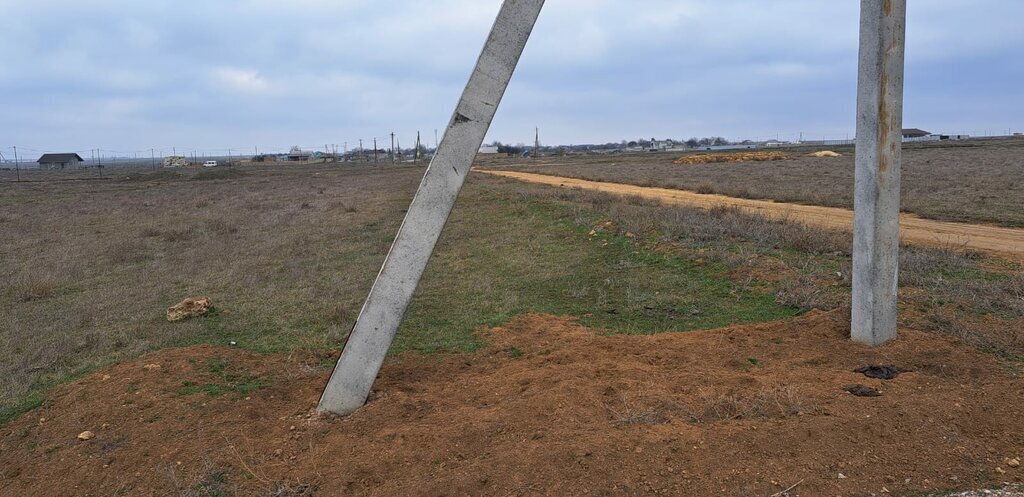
[901,128,931,139]
[649,139,676,152]
[478,145,500,155]
[37,153,84,170]
[287,148,312,162]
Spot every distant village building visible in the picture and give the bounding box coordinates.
[287,146,312,162]
[649,139,677,152]
[901,128,931,140]
[478,145,500,155]
[901,128,969,142]
[37,153,84,170]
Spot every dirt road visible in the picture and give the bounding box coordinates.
[480,170,1024,259]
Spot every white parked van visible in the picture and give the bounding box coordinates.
[203,160,218,168]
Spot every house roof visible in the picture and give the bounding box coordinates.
[37,153,84,163]
[901,128,930,137]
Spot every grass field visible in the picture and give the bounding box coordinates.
[0,164,799,422]
[483,138,1024,227]
[1,161,1021,424]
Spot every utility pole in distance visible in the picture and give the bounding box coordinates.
[415,131,421,164]
[13,146,20,182]
[373,138,378,163]
[390,132,395,163]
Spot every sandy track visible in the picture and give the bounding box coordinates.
[480,170,1024,259]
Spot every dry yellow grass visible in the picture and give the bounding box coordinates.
[674,151,790,165]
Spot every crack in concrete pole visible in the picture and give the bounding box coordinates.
[318,0,546,416]
[851,0,907,346]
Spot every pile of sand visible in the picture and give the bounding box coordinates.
[675,151,791,165]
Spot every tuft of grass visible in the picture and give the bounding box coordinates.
[176,358,270,398]
[17,277,56,302]
[502,347,524,359]
[0,393,45,426]
[689,384,812,423]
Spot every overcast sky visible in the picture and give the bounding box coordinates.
[1,0,1022,157]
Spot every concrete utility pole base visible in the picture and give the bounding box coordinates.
[851,0,907,346]
[318,0,546,416]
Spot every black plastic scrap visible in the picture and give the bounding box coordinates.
[853,364,911,380]
[844,384,882,397]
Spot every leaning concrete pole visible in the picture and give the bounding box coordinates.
[851,0,906,346]
[319,0,545,416]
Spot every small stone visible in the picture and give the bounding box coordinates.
[143,364,161,371]
[101,375,111,381]
[1007,458,1020,468]
[289,425,296,431]
[996,467,1006,475]
[838,473,847,479]
[77,431,95,441]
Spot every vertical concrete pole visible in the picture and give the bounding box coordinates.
[851,0,906,346]
[319,0,545,416]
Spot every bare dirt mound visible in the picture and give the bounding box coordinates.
[2,312,1022,496]
[675,151,791,165]
[479,170,1024,259]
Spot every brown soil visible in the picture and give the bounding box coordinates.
[479,170,1024,259]
[2,312,1022,496]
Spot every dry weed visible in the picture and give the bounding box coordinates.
[690,384,813,423]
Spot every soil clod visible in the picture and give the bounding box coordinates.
[854,364,909,380]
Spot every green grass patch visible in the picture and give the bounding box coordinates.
[176,357,270,398]
[393,184,801,354]
[0,392,44,426]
